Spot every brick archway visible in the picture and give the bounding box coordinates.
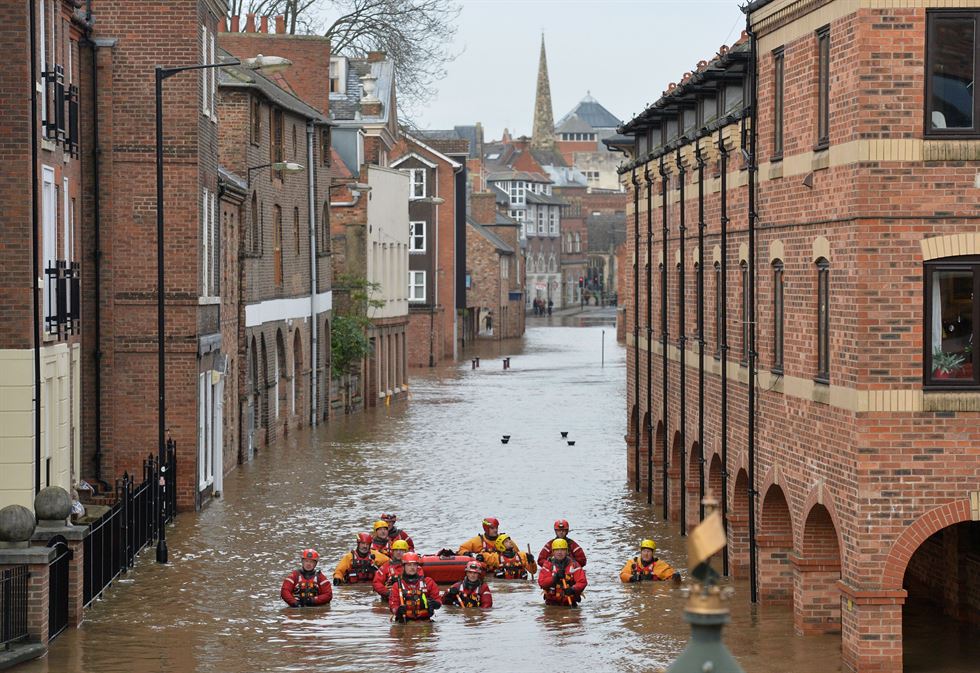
[729,469,750,577]
[686,441,703,529]
[668,432,682,522]
[759,484,794,604]
[795,503,842,635]
[883,499,973,591]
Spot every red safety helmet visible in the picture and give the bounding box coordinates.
[402,552,421,564]
[356,532,373,544]
[301,549,319,562]
[554,519,570,531]
[465,560,485,575]
[381,512,397,522]
[482,517,500,533]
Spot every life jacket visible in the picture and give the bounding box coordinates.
[372,539,391,557]
[479,534,498,553]
[495,551,528,579]
[450,580,488,607]
[545,559,581,604]
[396,575,433,620]
[294,569,323,603]
[347,549,380,582]
[631,557,670,581]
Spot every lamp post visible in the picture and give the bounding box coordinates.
[154,53,290,564]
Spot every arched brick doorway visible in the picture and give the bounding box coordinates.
[686,442,702,530]
[729,468,750,578]
[758,484,794,605]
[668,432,682,522]
[794,504,841,635]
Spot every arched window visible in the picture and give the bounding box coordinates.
[713,261,721,357]
[321,202,330,254]
[815,257,830,382]
[740,261,749,365]
[293,207,301,255]
[574,232,581,253]
[273,205,283,285]
[526,254,534,274]
[772,259,784,373]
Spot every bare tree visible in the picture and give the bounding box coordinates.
[226,0,461,114]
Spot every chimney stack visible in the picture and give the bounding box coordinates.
[471,192,498,226]
[230,15,240,32]
[275,15,286,33]
[245,13,256,32]
[260,15,269,33]
[367,51,386,63]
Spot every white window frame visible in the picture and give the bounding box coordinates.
[40,0,47,127]
[501,256,509,279]
[537,207,546,235]
[409,220,426,252]
[409,168,426,200]
[549,207,558,236]
[409,270,426,302]
[201,25,210,117]
[575,232,581,253]
[198,372,215,490]
[209,28,217,122]
[202,188,211,297]
[42,166,57,332]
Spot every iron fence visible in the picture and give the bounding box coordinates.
[47,538,71,641]
[0,565,29,650]
[83,445,176,606]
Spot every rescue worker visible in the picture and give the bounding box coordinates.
[538,538,587,606]
[620,539,679,582]
[373,539,417,600]
[538,519,587,567]
[443,561,493,608]
[281,549,333,607]
[380,512,415,551]
[458,517,516,563]
[389,553,442,622]
[371,520,392,556]
[494,533,537,579]
[333,533,390,585]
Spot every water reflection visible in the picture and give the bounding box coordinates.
[26,320,841,673]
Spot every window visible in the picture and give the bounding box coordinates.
[293,207,301,255]
[772,260,784,373]
[251,97,262,144]
[537,208,546,235]
[320,202,331,254]
[321,127,331,166]
[501,256,509,279]
[549,208,557,235]
[409,270,426,302]
[273,205,283,286]
[740,262,749,364]
[201,188,219,297]
[815,258,830,383]
[249,192,260,255]
[200,24,216,119]
[270,108,284,178]
[42,166,56,332]
[409,168,426,199]
[574,232,581,253]
[926,12,979,134]
[773,48,785,158]
[409,220,426,252]
[292,125,297,158]
[816,26,830,148]
[329,57,346,94]
[924,258,979,387]
[714,262,722,358]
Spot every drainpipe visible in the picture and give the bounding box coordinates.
[696,140,706,521]
[717,126,730,577]
[30,0,42,495]
[307,121,318,426]
[644,165,653,507]
[631,169,640,493]
[746,18,760,605]
[658,156,669,521]
[676,148,687,536]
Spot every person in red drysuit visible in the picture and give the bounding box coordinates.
[538,519,587,567]
[281,549,333,607]
[538,539,587,606]
[371,520,392,556]
[373,539,416,600]
[389,553,441,622]
[380,512,415,551]
[333,533,390,585]
[442,561,493,608]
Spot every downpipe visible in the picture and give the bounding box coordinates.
[696,140,706,522]
[658,157,669,521]
[746,17,760,605]
[632,170,641,493]
[645,165,653,507]
[717,126,730,577]
[307,121,318,427]
[676,149,687,536]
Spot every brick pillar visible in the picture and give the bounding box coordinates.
[32,525,87,629]
[793,556,842,635]
[839,583,906,673]
[26,562,49,644]
[757,532,794,603]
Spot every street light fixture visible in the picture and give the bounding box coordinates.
[154,53,290,564]
[247,161,304,186]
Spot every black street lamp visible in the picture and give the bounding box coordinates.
[154,53,290,564]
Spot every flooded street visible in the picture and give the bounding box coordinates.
[24,311,841,673]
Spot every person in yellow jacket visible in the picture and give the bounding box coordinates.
[620,539,679,583]
[334,533,390,585]
[457,517,518,565]
[493,533,537,579]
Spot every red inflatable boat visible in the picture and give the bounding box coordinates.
[418,552,472,584]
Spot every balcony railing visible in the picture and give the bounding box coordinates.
[45,260,80,339]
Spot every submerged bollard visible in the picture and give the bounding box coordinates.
[471,359,476,370]
[475,356,480,368]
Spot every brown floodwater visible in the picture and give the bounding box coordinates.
[25,311,846,672]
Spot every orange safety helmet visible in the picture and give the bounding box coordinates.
[554,519,570,531]
[402,552,421,564]
[482,517,500,533]
[356,532,373,545]
[301,549,319,562]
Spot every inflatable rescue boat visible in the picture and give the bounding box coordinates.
[418,552,472,584]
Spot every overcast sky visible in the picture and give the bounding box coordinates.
[413,0,747,139]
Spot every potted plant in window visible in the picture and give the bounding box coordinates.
[932,348,966,380]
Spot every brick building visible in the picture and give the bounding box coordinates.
[555,92,625,193]
[216,45,333,461]
[464,192,525,341]
[618,2,980,671]
[390,132,468,368]
[0,0,86,508]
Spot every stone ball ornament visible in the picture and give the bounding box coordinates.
[34,486,72,523]
[0,504,37,544]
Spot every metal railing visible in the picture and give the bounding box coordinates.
[0,566,29,650]
[83,447,176,606]
[47,538,71,641]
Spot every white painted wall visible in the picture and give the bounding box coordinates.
[366,165,409,320]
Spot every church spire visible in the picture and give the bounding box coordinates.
[531,34,556,151]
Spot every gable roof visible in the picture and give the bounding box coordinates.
[467,217,514,254]
[556,93,622,131]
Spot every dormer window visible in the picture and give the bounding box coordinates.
[329,57,347,95]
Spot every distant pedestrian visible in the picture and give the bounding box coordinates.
[547,299,553,316]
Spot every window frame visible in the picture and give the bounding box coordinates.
[815,258,830,384]
[714,261,722,359]
[409,270,426,302]
[408,168,426,200]
[924,10,980,138]
[270,108,284,180]
[740,261,749,365]
[923,256,980,389]
[250,96,262,145]
[815,26,831,150]
[772,47,785,160]
[409,220,426,253]
[772,260,784,374]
